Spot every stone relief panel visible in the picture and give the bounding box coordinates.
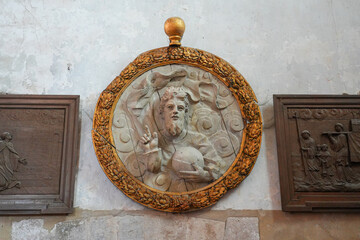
[111,65,244,192]
[287,108,360,192]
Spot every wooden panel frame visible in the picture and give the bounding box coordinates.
[0,95,80,215]
[274,94,360,212]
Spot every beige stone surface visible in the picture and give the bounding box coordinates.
[51,218,87,240]
[224,217,259,240]
[12,219,50,240]
[186,217,225,240]
[0,216,11,240]
[259,211,360,240]
[88,216,116,240]
[115,215,144,240]
[1,210,360,240]
[143,214,188,240]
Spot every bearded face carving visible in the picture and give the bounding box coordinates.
[161,87,188,137]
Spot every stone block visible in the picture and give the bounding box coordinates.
[259,210,360,240]
[114,215,145,240]
[12,219,50,240]
[143,214,187,240]
[88,216,116,240]
[186,217,225,240]
[224,217,259,240]
[50,219,87,240]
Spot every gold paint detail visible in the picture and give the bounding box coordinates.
[164,17,185,46]
[92,46,262,212]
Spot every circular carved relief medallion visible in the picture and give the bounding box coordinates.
[92,19,262,212]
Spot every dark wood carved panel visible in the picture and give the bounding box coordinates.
[0,95,79,215]
[274,95,360,212]
[0,109,64,194]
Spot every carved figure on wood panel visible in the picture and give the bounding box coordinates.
[326,123,353,184]
[300,130,320,183]
[349,119,360,163]
[318,144,331,177]
[0,132,27,192]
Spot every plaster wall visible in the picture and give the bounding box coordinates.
[0,0,359,239]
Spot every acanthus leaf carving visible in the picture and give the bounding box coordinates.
[148,48,169,63]
[168,47,184,60]
[189,190,210,209]
[243,101,262,122]
[183,47,200,62]
[133,53,154,69]
[213,59,233,77]
[198,50,217,68]
[120,63,138,80]
[246,122,262,139]
[243,136,261,157]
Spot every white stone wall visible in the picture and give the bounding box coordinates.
[1,0,360,213]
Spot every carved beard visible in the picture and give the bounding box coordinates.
[166,119,184,136]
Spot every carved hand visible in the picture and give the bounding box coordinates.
[179,163,212,183]
[140,125,159,153]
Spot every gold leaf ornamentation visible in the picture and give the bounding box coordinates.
[209,182,228,202]
[106,76,125,94]
[243,101,261,121]
[149,48,169,62]
[227,72,246,88]
[246,122,263,138]
[98,91,115,109]
[168,47,184,60]
[198,50,217,68]
[190,191,210,209]
[120,63,137,80]
[183,47,200,62]
[214,59,233,77]
[133,53,154,69]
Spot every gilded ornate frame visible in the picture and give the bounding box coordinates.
[92,46,262,212]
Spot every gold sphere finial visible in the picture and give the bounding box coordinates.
[164,17,185,46]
